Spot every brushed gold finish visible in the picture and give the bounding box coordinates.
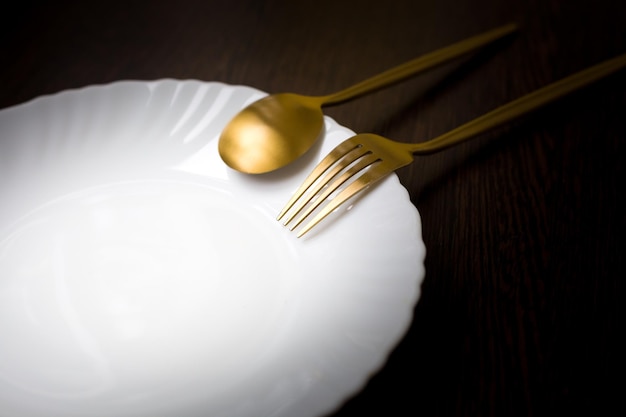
[218,24,518,174]
[278,53,626,237]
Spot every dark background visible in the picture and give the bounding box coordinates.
[2,0,625,416]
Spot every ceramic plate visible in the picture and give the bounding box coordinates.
[0,80,426,417]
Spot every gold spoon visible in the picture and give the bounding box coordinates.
[218,23,517,174]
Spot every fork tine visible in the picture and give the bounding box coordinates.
[287,152,380,230]
[281,145,373,226]
[276,140,360,221]
[296,161,393,238]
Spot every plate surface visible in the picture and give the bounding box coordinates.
[0,80,426,417]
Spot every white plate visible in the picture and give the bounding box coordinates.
[0,80,426,417]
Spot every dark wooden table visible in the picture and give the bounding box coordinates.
[2,0,625,416]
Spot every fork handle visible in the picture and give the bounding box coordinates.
[318,23,518,106]
[410,52,626,154]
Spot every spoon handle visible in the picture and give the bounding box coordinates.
[320,23,518,106]
[408,52,626,154]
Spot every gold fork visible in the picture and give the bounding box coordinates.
[277,53,626,237]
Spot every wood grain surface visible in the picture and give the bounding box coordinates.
[2,0,625,416]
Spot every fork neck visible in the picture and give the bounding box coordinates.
[405,129,471,155]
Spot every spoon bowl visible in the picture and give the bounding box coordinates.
[218,24,518,174]
[218,93,324,174]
